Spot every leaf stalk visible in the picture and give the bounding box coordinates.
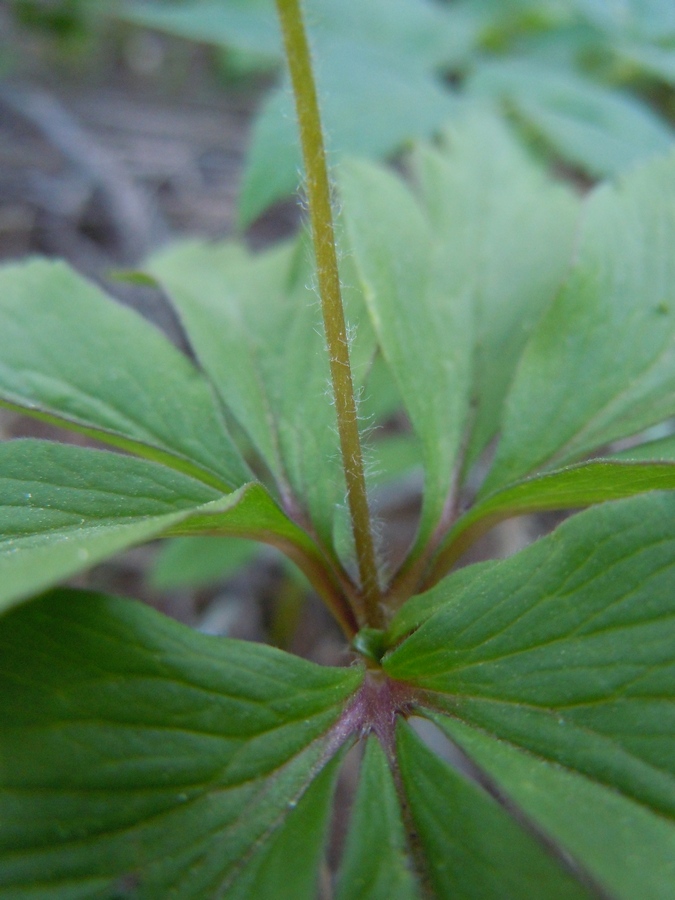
[274,0,382,627]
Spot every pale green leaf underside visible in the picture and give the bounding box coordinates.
[0,259,248,492]
[118,0,281,59]
[575,0,675,39]
[340,158,472,550]
[414,110,580,470]
[118,0,470,223]
[369,434,422,489]
[145,237,363,550]
[145,241,294,490]
[432,459,675,578]
[469,59,674,178]
[485,149,675,493]
[0,441,316,616]
[386,492,675,827]
[0,589,362,899]
[340,113,581,550]
[620,42,675,87]
[437,716,675,900]
[240,44,458,224]
[117,0,471,71]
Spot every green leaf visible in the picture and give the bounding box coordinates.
[117,0,475,70]
[0,588,363,898]
[505,21,604,72]
[351,628,388,664]
[336,737,418,900]
[436,716,675,900]
[145,236,372,552]
[240,41,458,224]
[395,722,595,899]
[358,352,405,427]
[385,492,675,825]
[150,537,260,590]
[0,441,321,616]
[469,59,674,178]
[118,0,281,60]
[432,459,675,580]
[485,149,675,492]
[414,110,580,468]
[305,0,475,71]
[220,754,343,900]
[0,259,248,492]
[116,0,472,224]
[386,559,500,645]
[619,42,675,86]
[165,481,318,547]
[368,434,421,489]
[613,433,675,462]
[0,440,216,615]
[340,157,472,549]
[574,0,675,40]
[145,241,293,492]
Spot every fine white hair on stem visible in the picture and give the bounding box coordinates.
[345,320,357,351]
[329,177,343,220]
[277,0,383,626]
[323,376,337,405]
[296,167,310,213]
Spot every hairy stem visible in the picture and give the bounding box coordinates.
[275,0,382,627]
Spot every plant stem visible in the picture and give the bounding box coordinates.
[274,0,382,627]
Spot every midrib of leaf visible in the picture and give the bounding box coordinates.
[216,749,345,897]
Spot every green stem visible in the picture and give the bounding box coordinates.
[274,0,382,627]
